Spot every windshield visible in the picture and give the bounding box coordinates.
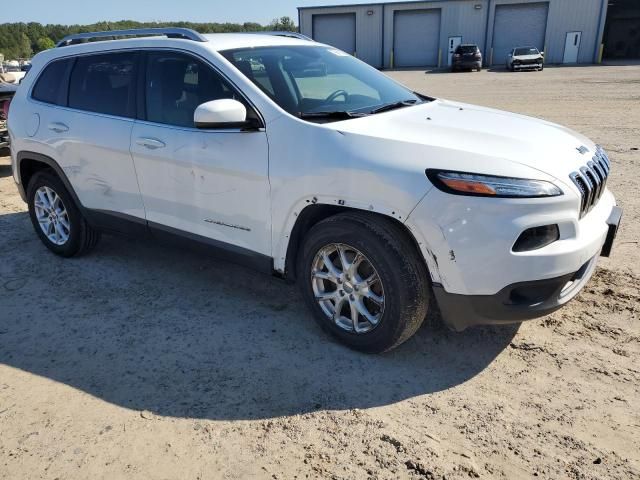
[221,45,427,120]
[514,47,539,56]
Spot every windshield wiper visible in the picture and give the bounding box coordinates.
[369,99,420,115]
[298,111,368,120]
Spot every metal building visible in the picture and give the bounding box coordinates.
[298,0,610,68]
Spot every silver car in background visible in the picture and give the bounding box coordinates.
[507,46,544,71]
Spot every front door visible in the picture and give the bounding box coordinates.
[130,51,271,257]
[563,32,581,63]
[448,36,462,66]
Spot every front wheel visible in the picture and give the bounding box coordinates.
[27,171,101,257]
[298,212,430,353]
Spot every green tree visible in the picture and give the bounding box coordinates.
[35,37,55,53]
[269,16,296,32]
[0,19,301,59]
[18,33,33,58]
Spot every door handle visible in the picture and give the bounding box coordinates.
[136,137,166,150]
[48,122,69,133]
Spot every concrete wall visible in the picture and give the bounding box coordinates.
[299,0,608,68]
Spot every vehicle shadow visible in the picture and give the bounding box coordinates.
[0,211,519,420]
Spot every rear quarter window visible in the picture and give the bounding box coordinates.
[32,58,73,106]
[68,52,138,118]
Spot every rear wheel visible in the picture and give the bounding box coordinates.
[299,212,430,353]
[27,171,100,257]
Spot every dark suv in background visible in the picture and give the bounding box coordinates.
[452,44,482,72]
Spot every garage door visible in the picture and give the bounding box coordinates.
[492,2,549,65]
[393,9,441,67]
[312,13,356,55]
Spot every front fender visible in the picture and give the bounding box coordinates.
[272,194,422,274]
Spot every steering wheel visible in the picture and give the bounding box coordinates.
[325,89,349,103]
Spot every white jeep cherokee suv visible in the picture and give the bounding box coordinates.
[8,28,621,353]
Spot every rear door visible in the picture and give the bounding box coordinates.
[36,51,145,220]
[130,51,271,257]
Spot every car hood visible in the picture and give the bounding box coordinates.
[326,99,595,185]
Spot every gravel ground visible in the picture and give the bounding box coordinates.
[0,64,639,480]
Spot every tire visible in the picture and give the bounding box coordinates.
[298,211,430,353]
[27,170,100,257]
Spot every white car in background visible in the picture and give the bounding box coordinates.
[507,46,545,71]
[8,29,621,352]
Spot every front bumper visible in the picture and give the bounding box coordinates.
[513,62,542,70]
[406,180,621,329]
[434,254,597,331]
[432,205,621,330]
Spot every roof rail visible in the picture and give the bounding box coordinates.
[56,27,208,47]
[257,31,313,41]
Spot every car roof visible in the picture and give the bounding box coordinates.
[28,32,322,72]
[202,33,315,50]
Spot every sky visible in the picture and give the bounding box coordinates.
[5,0,370,26]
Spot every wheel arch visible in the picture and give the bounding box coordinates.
[281,203,427,283]
[16,151,83,208]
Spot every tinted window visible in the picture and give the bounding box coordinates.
[145,52,245,128]
[32,58,72,105]
[69,52,137,118]
[456,45,479,54]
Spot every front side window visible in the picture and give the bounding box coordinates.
[32,58,73,106]
[222,46,427,121]
[145,52,248,128]
[68,52,138,118]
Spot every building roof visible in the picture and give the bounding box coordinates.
[298,0,476,10]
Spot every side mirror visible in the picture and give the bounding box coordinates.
[194,99,249,129]
[541,51,545,57]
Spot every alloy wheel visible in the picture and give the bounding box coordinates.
[311,243,385,334]
[33,186,71,245]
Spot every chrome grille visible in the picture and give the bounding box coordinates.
[570,146,611,218]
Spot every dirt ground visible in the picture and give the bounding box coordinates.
[0,64,639,480]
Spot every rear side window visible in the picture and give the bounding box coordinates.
[69,52,138,118]
[32,58,73,105]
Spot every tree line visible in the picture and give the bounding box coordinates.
[0,17,297,60]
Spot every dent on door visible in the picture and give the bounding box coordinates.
[130,124,272,256]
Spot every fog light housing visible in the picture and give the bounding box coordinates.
[513,225,559,252]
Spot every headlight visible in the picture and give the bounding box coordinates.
[425,170,563,198]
